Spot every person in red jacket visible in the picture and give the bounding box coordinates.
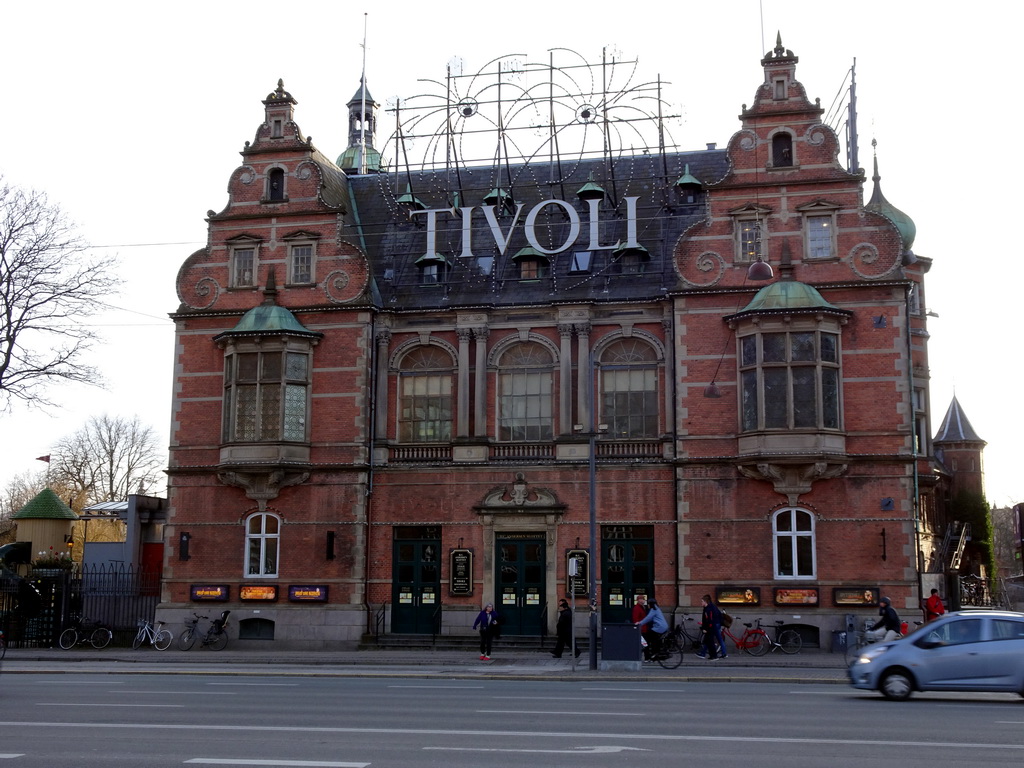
[924,589,945,622]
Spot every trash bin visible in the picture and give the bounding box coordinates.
[601,624,642,670]
[831,630,847,653]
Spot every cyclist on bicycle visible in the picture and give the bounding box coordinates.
[636,598,668,661]
[867,596,902,642]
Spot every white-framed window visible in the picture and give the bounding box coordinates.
[245,512,280,578]
[773,508,815,579]
[289,244,314,284]
[735,218,764,264]
[599,338,659,438]
[223,348,311,442]
[231,246,257,288]
[497,342,554,441]
[739,329,842,431]
[398,346,454,443]
[806,216,834,259]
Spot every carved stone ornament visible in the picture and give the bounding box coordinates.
[476,472,565,514]
[217,469,310,511]
[737,461,847,505]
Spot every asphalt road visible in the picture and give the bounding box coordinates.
[2,669,1023,767]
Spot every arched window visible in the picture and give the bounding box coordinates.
[267,168,285,201]
[771,133,793,167]
[773,508,815,579]
[245,512,280,578]
[398,346,454,443]
[497,342,554,441]
[600,338,659,438]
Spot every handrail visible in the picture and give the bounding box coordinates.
[431,602,443,645]
[372,602,387,640]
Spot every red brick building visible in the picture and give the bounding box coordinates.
[164,40,957,647]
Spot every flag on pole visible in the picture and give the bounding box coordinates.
[35,455,51,463]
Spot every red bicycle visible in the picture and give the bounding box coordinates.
[719,617,771,656]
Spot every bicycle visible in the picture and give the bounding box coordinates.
[132,618,172,650]
[719,617,771,656]
[178,610,230,651]
[58,617,113,650]
[845,620,920,665]
[655,614,702,668]
[757,619,802,654]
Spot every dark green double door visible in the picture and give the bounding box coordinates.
[601,529,654,624]
[391,533,441,634]
[496,535,545,636]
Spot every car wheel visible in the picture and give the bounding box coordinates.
[880,670,914,701]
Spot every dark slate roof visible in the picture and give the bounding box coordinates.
[933,395,985,445]
[11,488,78,520]
[345,149,729,311]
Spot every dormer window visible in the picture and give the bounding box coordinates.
[771,133,793,167]
[415,252,449,285]
[512,247,549,280]
[267,168,285,202]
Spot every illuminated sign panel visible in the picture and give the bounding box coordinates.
[190,585,229,601]
[240,585,278,601]
[289,585,329,602]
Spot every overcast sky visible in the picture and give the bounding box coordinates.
[2,0,1020,508]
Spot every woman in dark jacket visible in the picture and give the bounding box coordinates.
[699,594,726,659]
[472,602,500,660]
[551,599,575,658]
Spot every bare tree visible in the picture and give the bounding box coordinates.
[0,176,120,411]
[52,414,165,504]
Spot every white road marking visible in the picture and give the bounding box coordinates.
[37,708,185,712]
[386,685,484,689]
[207,682,299,687]
[477,709,642,716]
[0,756,25,759]
[184,761,368,767]
[425,745,649,754]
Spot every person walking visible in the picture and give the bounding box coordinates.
[472,602,500,660]
[551,599,577,658]
[631,595,650,652]
[698,594,726,659]
[924,589,945,622]
[636,598,668,661]
[867,596,902,642]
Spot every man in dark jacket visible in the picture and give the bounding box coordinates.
[868,596,902,642]
[698,594,726,660]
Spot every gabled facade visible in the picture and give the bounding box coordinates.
[165,40,950,647]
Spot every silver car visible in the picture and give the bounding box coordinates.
[848,609,1024,700]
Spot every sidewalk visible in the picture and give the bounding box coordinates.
[1,645,850,683]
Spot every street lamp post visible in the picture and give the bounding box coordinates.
[588,426,598,670]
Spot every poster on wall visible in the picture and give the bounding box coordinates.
[773,587,819,606]
[566,549,588,597]
[289,585,328,602]
[240,585,278,601]
[715,587,761,606]
[833,587,879,606]
[449,549,473,595]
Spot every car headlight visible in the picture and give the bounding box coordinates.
[856,644,891,664]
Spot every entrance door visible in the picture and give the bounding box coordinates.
[391,529,441,634]
[602,526,654,624]
[495,536,545,635]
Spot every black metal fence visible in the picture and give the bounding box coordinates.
[1,564,160,648]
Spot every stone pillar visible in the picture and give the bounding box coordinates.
[374,329,391,441]
[575,322,592,430]
[558,323,574,436]
[473,327,489,438]
[456,327,472,438]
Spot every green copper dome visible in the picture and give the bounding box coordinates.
[725,279,851,321]
[865,144,916,252]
